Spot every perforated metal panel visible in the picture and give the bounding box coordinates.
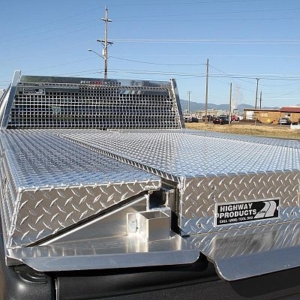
[1,74,183,130]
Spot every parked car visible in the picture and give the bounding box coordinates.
[184,115,192,122]
[278,117,291,125]
[213,115,229,125]
[231,115,240,121]
[184,115,199,122]
[202,115,214,122]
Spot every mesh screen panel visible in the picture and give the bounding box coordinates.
[7,79,182,129]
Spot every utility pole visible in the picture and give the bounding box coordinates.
[187,91,191,113]
[97,7,113,79]
[229,83,232,125]
[205,59,209,123]
[254,78,259,109]
[259,91,262,109]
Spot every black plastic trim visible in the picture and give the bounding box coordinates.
[0,219,54,300]
[55,258,300,300]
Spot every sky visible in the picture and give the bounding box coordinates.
[1,0,300,108]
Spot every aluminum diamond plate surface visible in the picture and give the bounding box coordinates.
[58,129,300,176]
[187,220,300,280]
[56,129,300,234]
[0,130,161,247]
[179,171,300,234]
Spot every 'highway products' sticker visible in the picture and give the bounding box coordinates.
[215,199,279,226]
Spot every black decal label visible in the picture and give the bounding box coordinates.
[23,88,45,95]
[215,199,279,226]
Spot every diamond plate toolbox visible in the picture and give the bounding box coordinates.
[58,129,300,235]
[0,130,161,247]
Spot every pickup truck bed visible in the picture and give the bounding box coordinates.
[1,71,300,299]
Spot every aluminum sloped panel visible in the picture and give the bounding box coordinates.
[6,195,199,271]
[188,220,300,280]
[8,233,198,272]
[0,130,160,247]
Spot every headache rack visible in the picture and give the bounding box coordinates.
[1,71,183,130]
[0,70,300,285]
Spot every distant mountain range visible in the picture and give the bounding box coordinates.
[179,99,279,113]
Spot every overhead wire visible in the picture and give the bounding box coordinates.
[116,7,300,19]
[1,0,299,107]
[108,0,284,7]
[1,1,299,47]
[112,39,300,45]
[109,56,206,66]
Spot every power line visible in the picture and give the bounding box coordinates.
[0,24,99,51]
[116,7,300,19]
[108,0,282,7]
[0,13,98,39]
[112,39,300,45]
[0,20,99,44]
[208,73,300,81]
[116,16,300,23]
[110,56,205,66]
[1,1,292,40]
[107,69,206,77]
[1,67,299,84]
[209,64,255,84]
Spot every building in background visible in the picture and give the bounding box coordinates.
[243,107,300,124]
